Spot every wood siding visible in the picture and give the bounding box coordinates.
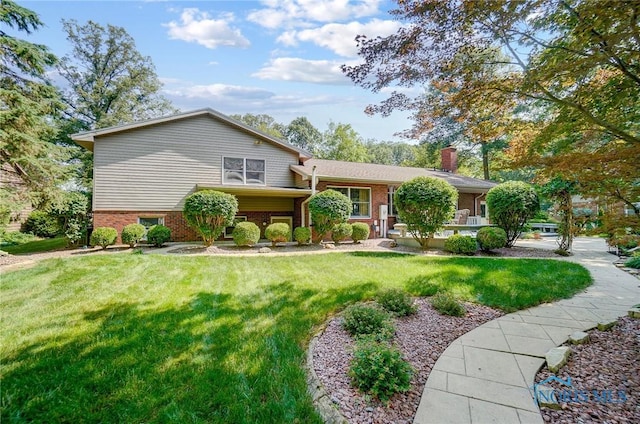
[93,115,300,211]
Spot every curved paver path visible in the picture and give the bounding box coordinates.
[413,237,640,424]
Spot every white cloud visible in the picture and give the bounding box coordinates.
[252,57,352,84]
[248,0,382,29]
[280,18,400,57]
[166,83,274,100]
[164,8,250,49]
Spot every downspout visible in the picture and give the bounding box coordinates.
[301,166,317,227]
[473,192,486,218]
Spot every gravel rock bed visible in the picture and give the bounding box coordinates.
[312,298,503,424]
[535,316,640,424]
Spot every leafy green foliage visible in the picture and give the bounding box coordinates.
[486,182,540,247]
[308,190,351,242]
[394,176,458,249]
[2,236,67,254]
[476,227,507,251]
[351,222,370,243]
[376,289,417,317]
[625,253,640,269]
[183,190,238,246]
[293,226,311,245]
[121,224,145,248]
[90,227,117,250]
[0,231,38,247]
[285,116,323,154]
[331,222,352,243]
[430,292,466,317]
[265,223,290,247]
[349,339,413,402]
[342,304,395,341]
[320,121,369,162]
[22,211,60,238]
[232,221,260,247]
[48,191,89,246]
[444,235,477,255]
[146,225,170,247]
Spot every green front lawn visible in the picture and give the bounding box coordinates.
[0,252,591,423]
[2,236,68,255]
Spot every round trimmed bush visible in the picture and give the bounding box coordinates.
[308,189,352,242]
[332,222,353,243]
[265,222,290,246]
[90,226,117,249]
[147,224,171,247]
[486,181,540,247]
[121,223,146,248]
[293,226,311,245]
[376,288,417,317]
[351,222,370,243]
[232,221,260,247]
[342,303,395,341]
[476,227,507,251]
[444,234,477,255]
[349,339,413,402]
[22,211,60,238]
[183,190,238,246]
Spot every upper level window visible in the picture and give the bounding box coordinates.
[330,187,371,218]
[223,157,265,185]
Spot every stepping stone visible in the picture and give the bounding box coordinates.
[628,307,640,318]
[568,331,589,344]
[545,346,571,373]
[259,247,271,253]
[597,319,617,331]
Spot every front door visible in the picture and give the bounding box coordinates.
[270,216,293,241]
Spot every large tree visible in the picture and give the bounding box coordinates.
[321,121,369,162]
[230,113,285,138]
[0,0,67,226]
[285,116,322,154]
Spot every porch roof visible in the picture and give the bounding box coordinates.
[196,184,312,198]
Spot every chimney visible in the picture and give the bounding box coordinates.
[441,146,457,173]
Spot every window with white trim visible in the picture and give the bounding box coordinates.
[329,187,371,218]
[224,216,247,238]
[480,201,487,218]
[223,157,265,185]
[387,186,398,216]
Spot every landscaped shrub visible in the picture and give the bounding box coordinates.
[293,226,311,245]
[121,223,146,248]
[444,234,477,255]
[351,222,370,243]
[232,221,260,247]
[349,339,413,402]
[183,190,238,246]
[626,252,640,269]
[48,191,89,246]
[342,303,395,341]
[376,288,417,317]
[476,227,507,251]
[430,292,466,317]
[394,176,458,249]
[147,224,171,247]
[22,211,60,238]
[265,223,290,246]
[331,222,353,243]
[486,181,540,247]
[90,226,117,249]
[308,189,352,243]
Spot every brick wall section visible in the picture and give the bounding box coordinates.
[441,147,458,173]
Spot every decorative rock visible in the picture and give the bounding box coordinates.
[597,320,617,331]
[324,243,336,249]
[258,247,271,253]
[546,346,571,373]
[628,307,640,319]
[568,331,590,344]
[535,385,561,410]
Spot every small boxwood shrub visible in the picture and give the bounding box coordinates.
[265,222,290,246]
[625,252,640,269]
[476,227,507,251]
[349,339,413,402]
[332,222,353,243]
[22,211,60,238]
[430,292,466,317]
[293,226,311,245]
[121,223,146,248]
[90,226,117,249]
[232,221,260,247]
[147,224,171,247]
[342,303,395,341]
[351,222,370,243]
[376,288,417,317]
[444,234,477,255]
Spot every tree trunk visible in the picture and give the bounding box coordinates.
[481,141,490,180]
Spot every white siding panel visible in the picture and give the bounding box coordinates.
[93,115,300,211]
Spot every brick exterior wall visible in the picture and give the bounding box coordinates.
[441,147,458,173]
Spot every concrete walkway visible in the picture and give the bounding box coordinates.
[413,237,640,424]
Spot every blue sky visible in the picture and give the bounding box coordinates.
[21,0,417,141]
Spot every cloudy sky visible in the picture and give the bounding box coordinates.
[22,0,418,141]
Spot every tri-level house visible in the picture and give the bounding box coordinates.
[72,108,496,241]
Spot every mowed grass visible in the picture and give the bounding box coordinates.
[2,236,68,255]
[0,252,591,423]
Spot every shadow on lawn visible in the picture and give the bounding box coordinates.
[1,281,376,423]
